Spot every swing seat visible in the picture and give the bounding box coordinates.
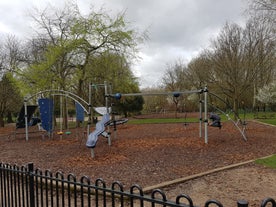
[57,131,63,135]
[65,131,71,135]
[211,122,222,129]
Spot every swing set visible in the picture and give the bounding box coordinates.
[109,86,248,143]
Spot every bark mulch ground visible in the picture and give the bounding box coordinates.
[0,114,275,206]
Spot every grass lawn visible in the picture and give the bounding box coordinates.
[128,117,199,124]
[255,155,276,169]
[257,119,276,125]
[128,112,276,125]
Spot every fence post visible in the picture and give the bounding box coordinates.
[237,200,248,207]
[28,163,35,207]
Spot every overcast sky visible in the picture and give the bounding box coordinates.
[0,0,248,88]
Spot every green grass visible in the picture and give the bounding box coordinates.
[126,112,276,125]
[255,155,276,169]
[128,117,199,124]
[50,112,276,126]
[207,112,276,125]
[257,119,276,125]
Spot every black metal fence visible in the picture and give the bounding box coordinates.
[0,162,275,207]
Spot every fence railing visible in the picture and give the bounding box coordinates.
[0,162,275,207]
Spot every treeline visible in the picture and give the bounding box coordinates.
[0,1,275,126]
[0,2,147,126]
[144,0,275,117]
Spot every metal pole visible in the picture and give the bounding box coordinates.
[109,90,202,97]
[24,99,29,141]
[28,163,35,207]
[88,84,93,136]
[237,200,248,207]
[59,95,63,139]
[104,81,109,113]
[204,86,208,144]
[91,149,95,158]
[199,94,202,138]
[88,84,93,157]
[104,81,111,146]
[109,83,117,139]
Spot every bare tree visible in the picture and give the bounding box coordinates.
[248,0,276,12]
[186,51,215,89]
[206,15,275,116]
[162,60,191,117]
[141,87,168,114]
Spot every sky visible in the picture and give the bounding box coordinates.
[0,0,248,88]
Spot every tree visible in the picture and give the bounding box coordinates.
[245,17,275,110]
[158,1,275,117]
[2,35,25,74]
[83,51,144,115]
[69,7,145,99]
[186,52,215,89]
[23,4,83,93]
[256,82,276,105]
[162,60,193,117]
[0,35,26,83]
[0,73,22,127]
[19,2,146,124]
[206,19,276,118]
[23,2,145,92]
[246,0,276,109]
[115,96,144,117]
[141,87,168,114]
[248,0,276,18]
[209,23,250,115]
[27,3,144,91]
[0,43,5,78]
[0,36,28,125]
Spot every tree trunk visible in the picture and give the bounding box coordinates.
[64,101,68,130]
[233,97,239,121]
[0,115,4,127]
[173,98,179,118]
[6,111,13,123]
[174,103,178,118]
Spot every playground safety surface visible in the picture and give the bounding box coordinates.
[0,113,275,206]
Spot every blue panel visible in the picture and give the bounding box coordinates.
[38,98,54,132]
[75,102,84,122]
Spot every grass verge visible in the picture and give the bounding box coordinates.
[257,119,276,125]
[255,155,276,169]
[128,118,199,124]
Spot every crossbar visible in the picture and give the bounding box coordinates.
[110,89,203,97]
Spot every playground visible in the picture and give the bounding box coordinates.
[0,112,276,206]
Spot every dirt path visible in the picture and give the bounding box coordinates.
[161,162,276,207]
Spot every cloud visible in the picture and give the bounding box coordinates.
[0,0,248,88]
[114,0,247,88]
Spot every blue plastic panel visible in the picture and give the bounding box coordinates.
[38,98,54,132]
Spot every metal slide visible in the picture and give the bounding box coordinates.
[86,114,110,148]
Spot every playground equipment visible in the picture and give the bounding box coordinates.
[21,86,126,158]
[109,87,209,143]
[38,98,54,134]
[16,105,39,129]
[86,83,126,157]
[19,83,247,158]
[86,114,110,148]
[109,85,248,144]
[13,105,42,139]
[207,92,247,141]
[23,90,90,141]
